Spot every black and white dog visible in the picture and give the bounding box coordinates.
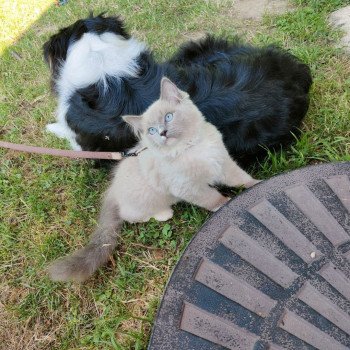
[44,14,312,166]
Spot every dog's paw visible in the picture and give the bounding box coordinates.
[46,122,68,138]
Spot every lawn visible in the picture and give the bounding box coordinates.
[0,0,349,349]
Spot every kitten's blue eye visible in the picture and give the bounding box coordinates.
[148,127,157,135]
[165,113,173,122]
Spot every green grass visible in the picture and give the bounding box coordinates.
[0,0,349,349]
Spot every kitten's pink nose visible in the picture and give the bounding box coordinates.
[160,130,167,137]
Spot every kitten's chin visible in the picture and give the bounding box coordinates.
[165,137,177,146]
[159,136,177,146]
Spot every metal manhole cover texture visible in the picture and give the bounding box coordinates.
[148,162,350,350]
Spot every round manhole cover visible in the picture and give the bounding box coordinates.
[148,162,350,350]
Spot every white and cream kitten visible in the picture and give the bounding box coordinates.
[49,77,260,282]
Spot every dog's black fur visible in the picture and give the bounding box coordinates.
[44,14,312,167]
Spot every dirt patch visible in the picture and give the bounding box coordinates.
[212,0,294,40]
[230,0,293,20]
[329,5,350,53]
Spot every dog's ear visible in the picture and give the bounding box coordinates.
[123,115,143,135]
[160,77,188,103]
[43,29,71,73]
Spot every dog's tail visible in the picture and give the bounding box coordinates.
[48,193,121,282]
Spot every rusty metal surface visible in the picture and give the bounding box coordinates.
[148,162,350,350]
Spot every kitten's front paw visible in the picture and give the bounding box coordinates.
[245,179,262,188]
[153,209,174,221]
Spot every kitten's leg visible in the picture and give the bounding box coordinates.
[181,186,230,212]
[221,157,261,188]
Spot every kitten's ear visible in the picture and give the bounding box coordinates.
[160,77,187,104]
[123,115,143,134]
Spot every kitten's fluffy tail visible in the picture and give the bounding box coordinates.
[48,193,122,282]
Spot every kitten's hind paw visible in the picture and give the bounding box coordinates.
[153,209,174,221]
[211,197,231,212]
[244,179,262,188]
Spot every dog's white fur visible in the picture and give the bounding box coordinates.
[46,32,146,150]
